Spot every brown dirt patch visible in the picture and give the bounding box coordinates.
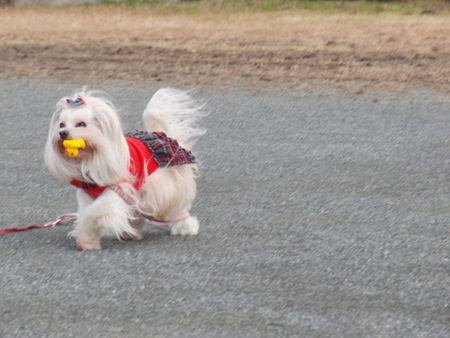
[0,7,449,92]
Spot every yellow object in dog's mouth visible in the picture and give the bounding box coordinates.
[63,139,86,158]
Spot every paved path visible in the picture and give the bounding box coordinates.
[0,79,449,337]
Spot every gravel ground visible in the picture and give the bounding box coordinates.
[0,79,449,337]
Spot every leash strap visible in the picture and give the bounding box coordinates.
[0,213,78,234]
[0,185,190,234]
[110,184,190,228]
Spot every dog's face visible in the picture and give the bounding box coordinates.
[44,92,130,185]
[50,104,107,160]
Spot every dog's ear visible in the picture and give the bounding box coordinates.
[47,104,65,139]
[49,110,60,129]
[92,104,124,141]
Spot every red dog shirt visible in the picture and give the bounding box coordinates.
[70,131,196,198]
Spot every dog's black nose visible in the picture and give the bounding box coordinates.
[59,130,69,140]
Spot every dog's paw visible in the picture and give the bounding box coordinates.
[121,231,143,241]
[76,240,101,251]
[171,217,199,236]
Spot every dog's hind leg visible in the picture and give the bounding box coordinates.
[170,216,199,236]
[121,216,145,241]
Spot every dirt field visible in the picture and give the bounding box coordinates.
[0,7,449,92]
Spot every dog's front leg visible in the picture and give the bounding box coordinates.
[69,190,99,251]
[73,189,135,251]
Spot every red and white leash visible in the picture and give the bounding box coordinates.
[1,183,190,234]
[0,210,189,234]
[0,213,78,234]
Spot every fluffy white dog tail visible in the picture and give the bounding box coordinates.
[143,88,206,149]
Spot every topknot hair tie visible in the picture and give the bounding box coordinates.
[66,97,85,106]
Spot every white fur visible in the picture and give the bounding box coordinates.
[44,88,205,251]
[144,88,206,150]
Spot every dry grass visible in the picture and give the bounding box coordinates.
[0,7,449,92]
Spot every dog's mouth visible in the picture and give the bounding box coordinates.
[57,139,89,158]
[57,140,66,154]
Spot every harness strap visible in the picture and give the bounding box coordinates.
[148,210,191,227]
[109,184,190,228]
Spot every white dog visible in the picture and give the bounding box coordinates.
[44,88,205,251]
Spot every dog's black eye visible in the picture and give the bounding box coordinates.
[59,122,65,128]
[76,122,87,128]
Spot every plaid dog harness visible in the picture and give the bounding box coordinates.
[70,131,196,198]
